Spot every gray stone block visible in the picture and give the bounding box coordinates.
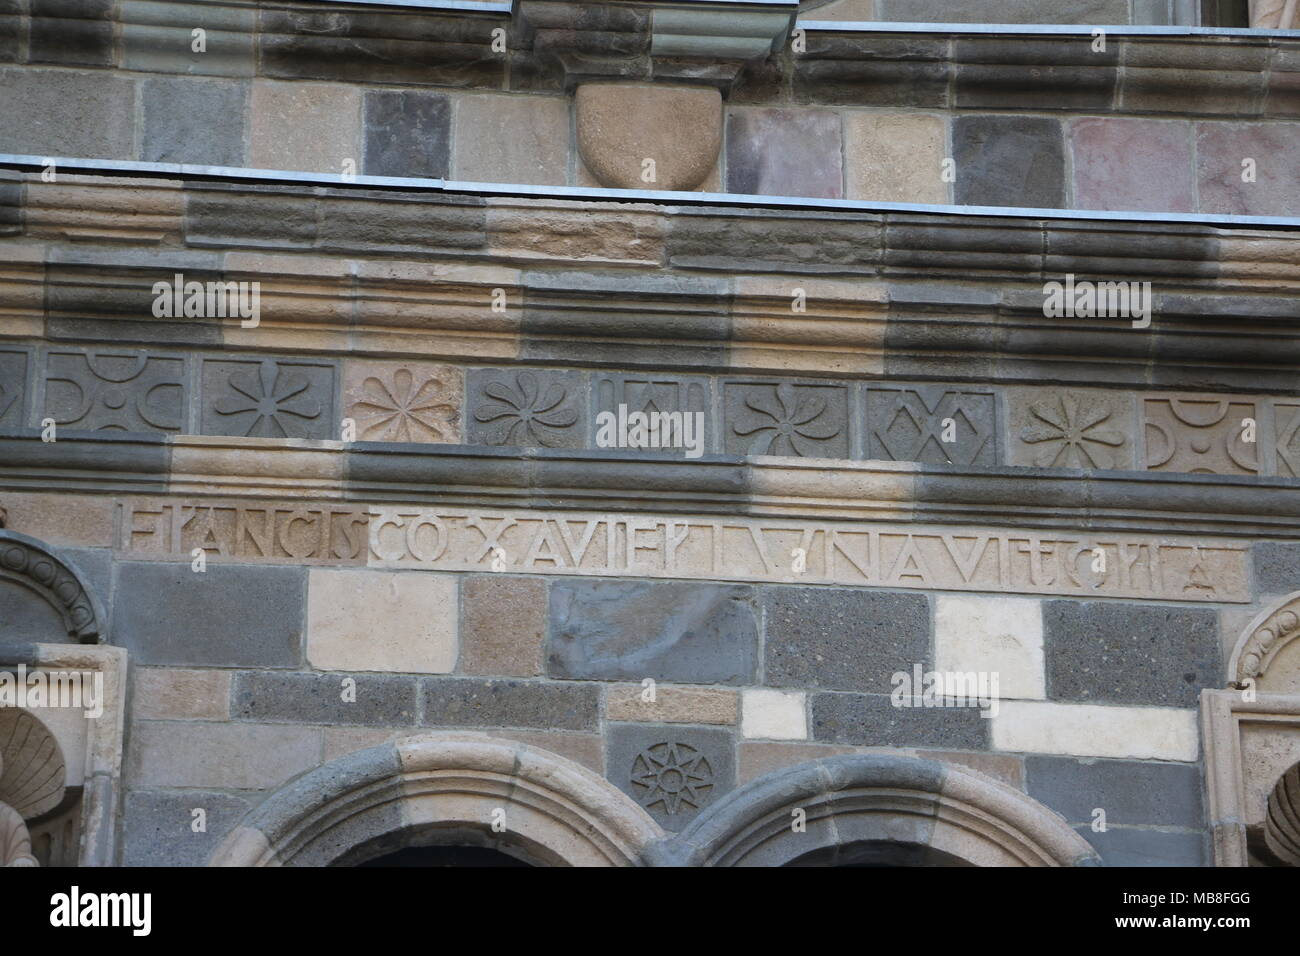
[142,77,248,166]
[952,115,1066,209]
[122,790,252,867]
[725,109,843,199]
[1026,756,1204,828]
[865,384,998,465]
[1078,825,1208,866]
[954,39,1118,112]
[876,0,1129,22]
[43,349,190,434]
[420,677,598,731]
[200,356,336,440]
[811,692,990,749]
[666,206,883,274]
[363,89,450,179]
[233,671,418,726]
[0,68,135,158]
[723,381,850,459]
[605,723,736,831]
[547,579,759,685]
[315,192,487,256]
[114,562,305,667]
[590,372,716,456]
[466,368,587,449]
[0,348,29,428]
[764,587,930,692]
[184,183,319,249]
[122,0,256,77]
[1043,600,1220,707]
[30,0,114,67]
[1254,542,1300,596]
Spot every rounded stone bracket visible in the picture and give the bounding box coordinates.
[1229,590,1300,691]
[0,529,107,643]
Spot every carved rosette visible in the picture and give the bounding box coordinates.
[1232,594,1300,686]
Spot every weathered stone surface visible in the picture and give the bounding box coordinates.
[741,688,807,740]
[1044,600,1220,707]
[875,0,1128,22]
[184,183,320,249]
[133,667,231,721]
[926,750,1025,790]
[737,741,855,784]
[1078,825,1208,866]
[123,790,252,867]
[811,692,990,749]
[764,587,929,692]
[1254,542,1300,596]
[420,677,599,731]
[605,723,736,831]
[843,112,948,204]
[953,38,1118,112]
[1198,121,1300,216]
[362,89,450,179]
[459,576,547,677]
[0,348,28,428]
[121,0,255,77]
[316,192,486,255]
[306,569,457,674]
[667,205,882,273]
[725,108,843,199]
[0,492,115,548]
[865,384,997,465]
[606,684,738,725]
[1143,393,1259,475]
[453,93,569,186]
[1277,401,1300,478]
[249,80,361,174]
[723,381,850,458]
[952,115,1066,208]
[466,368,586,448]
[30,0,115,67]
[934,595,1045,700]
[1025,756,1204,828]
[0,68,135,158]
[1006,386,1136,470]
[591,373,715,456]
[991,700,1198,761]
[114,563,305,667]
[142,76,249,166]
[342,361,461,444]
[548,579,759,685]
[1069,117,1195,213]
[200,356,337,440]
[233,671,418,726]
[128,720,320,789]
[576,83,720,191]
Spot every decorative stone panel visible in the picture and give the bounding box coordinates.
[44,348,188,434]
[605,723,736,831]
[1007,387,1135,470]
[1143,394,1259,475]
[201,356,337,440]
[342,361,461,444]
[466,368,586,448]
[865,384,997,466]
[723,380,849,458]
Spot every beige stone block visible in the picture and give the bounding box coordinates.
[1006,386,1137,470]
[923,750,1025,790]
[323,726,405,762]
[992,701,1198,761]
[453,93,570,186]
[934,595,1045,701]
[741,688,807,739]
[486,199,665,266]
[490,730,604,774]
[606,684,738,725]
[341,360,462,443]
[250,81,361,174]
[1143,392,1260,476]
[808,0,877,20]
[133,667,231,720]
[0,493,116,547]
[24,176,183,243]
[843,112,949,204]
[738,741,854,784]
[128,720,321,789]
[575,83,721,191]
[459,576,546,677]
[307,569,458,673]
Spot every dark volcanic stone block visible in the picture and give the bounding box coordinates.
[419,676,599,731]
[811,692,990,749]
[1026,756,1204,828]
[952,114,1066,208]
[605,722,736,831]
[233,671,418,726]
[363,89,450,179]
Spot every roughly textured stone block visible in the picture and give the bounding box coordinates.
[200,356,336,440]
[723,381,850,458]
[420,677,598,731]
[764,587,929,692]
[1143,393,1259,475]
[934,595,1045,700]
[741,688,807,740]
[991,700,1198,760]
[926,750,1025,790]
[606,685,738,725]
[114,563,305,667]
[1078,826,1208,866]
[233,671,418,726]
[0,492,115,548]
[133,667,231,720]
[1006,386,1136,470]
[249,80,361,174]
[1254,542,1300,596]
[459,576,547,677]
[811,692,990,748]
[466,368,586,448]
[129,720,320,789]
[123,790,252,867]
[306,569,457,674]
[1197,121,1300,217]
[547,579,759,685]
[1026,756,1204,827]
[30,0,114,66]
[1043,600,1219,707]
[576,83,720,191]
[865,384,997,465]
[362,89,450,179]
[142,76,249,166]
[453,93,569,186]
[843,112,948,204]
[1277,401,1300,478]
[316,192,486,255]
[726,108,843,199]
[121,0,256,76]
[341,360,461,444]
[953,39,1118,112]
[605,723,736,830]
[952,114,1066,208]
[737,741,854,783]
[0,348,28,427]
[875,0,1128,22]
[0,68,135,159]
[1069,117,1195,213]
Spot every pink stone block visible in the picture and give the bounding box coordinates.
[1197,121,1300,217]
[1069,117,1195,213]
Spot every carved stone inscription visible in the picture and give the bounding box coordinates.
[366,507,1249,603]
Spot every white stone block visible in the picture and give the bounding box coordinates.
[992,700,1198,761]
[741,688,807,740]
[934,594,1045,700]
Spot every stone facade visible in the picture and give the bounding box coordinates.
[1,0,1298,871]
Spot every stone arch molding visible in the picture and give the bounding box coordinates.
[1229,590,1300,692]
[0,529,107,643]
[209,733,666,867]
[647,754,1101,867]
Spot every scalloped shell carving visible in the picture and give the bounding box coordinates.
[0,708,66,820]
